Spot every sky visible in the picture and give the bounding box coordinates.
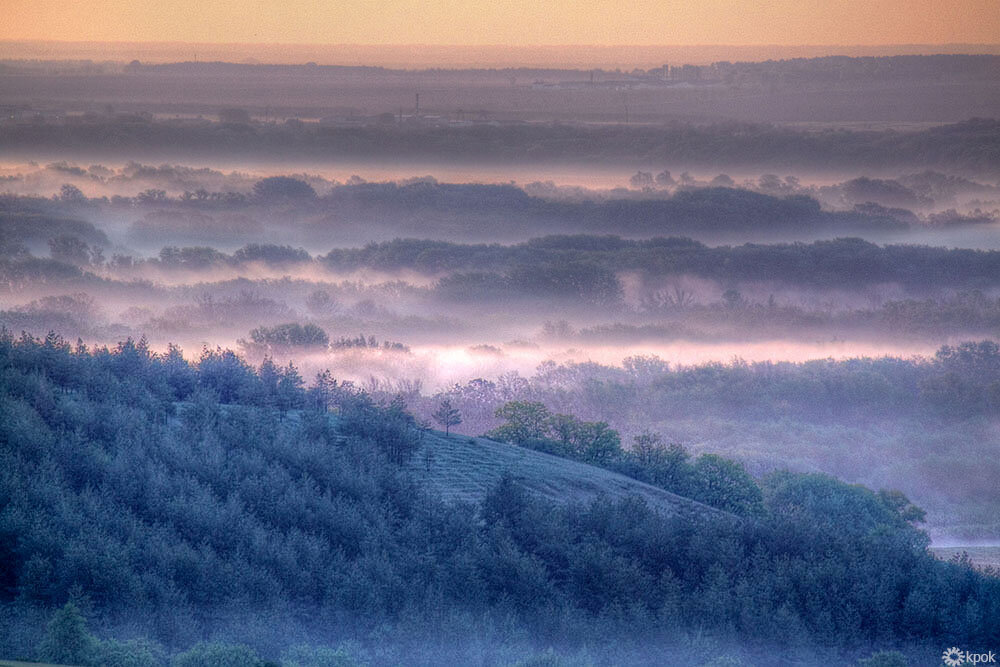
[3,0,1000,46]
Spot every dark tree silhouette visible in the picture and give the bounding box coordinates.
[432,399,462,435]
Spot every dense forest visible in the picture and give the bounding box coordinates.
[1,332,998,666]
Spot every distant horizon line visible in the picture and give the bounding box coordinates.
[4,41,999,69]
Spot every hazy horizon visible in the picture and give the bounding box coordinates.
[5,40,1000,68]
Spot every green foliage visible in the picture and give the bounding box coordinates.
[878,489,927,524]
[689,454,765,517]
[339,392,424,464]
[37,602,98,665]
[172,641,264,667]
[764,471,928,545]
[488,402,621,463]
[626,433,691,489]
[488,401,765,515]
[196,346,257,403]
[566,419,621,462]
[488,401,552,444]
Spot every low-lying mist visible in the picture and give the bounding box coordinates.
[3,160,998,259]
[5,158,1000,545]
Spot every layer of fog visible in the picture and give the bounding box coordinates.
[5,159,998,210]
[3,160,999,255]
[8,278,1000,542]
[0,276,956,392]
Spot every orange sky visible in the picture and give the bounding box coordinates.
[3,0,1000,46]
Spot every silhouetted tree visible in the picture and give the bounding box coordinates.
[432,399,462,435]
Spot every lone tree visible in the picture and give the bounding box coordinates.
[432,399,462,435]
[37,602,97,665]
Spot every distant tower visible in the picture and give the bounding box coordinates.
[415,93,420,116]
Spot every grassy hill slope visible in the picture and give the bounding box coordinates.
[402,427,734,523]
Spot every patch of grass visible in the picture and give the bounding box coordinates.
[404,427,733,522]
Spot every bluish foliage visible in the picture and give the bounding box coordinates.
[0,332,997,665]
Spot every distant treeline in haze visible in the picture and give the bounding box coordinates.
[2,118,998,172]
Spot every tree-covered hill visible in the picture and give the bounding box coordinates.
[1,332,998,665]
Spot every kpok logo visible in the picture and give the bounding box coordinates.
[942,647,997,666]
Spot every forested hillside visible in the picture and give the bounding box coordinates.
[1,332,997,665]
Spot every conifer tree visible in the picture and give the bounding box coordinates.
[432,399,462,435]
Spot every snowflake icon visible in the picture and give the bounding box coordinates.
[943,647,965,666]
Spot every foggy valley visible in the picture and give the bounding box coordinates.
[2,27,1000,667]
